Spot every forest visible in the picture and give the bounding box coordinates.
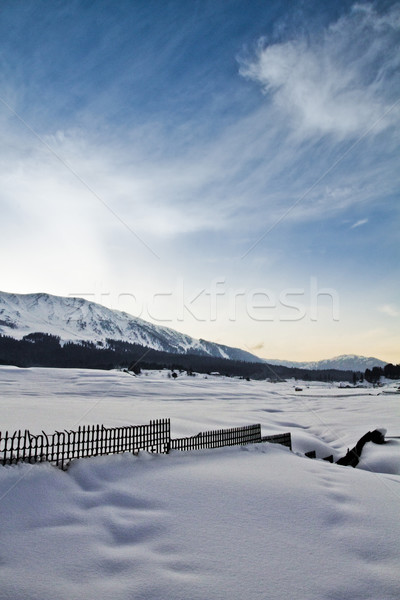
[364,364,400,383]
[0,332,373,382]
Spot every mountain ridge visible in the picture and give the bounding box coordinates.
[264,354,387,372]
[0,291,262,363]
[0,291,387,371]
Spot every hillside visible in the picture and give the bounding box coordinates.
[0,291,261,363]
[264,354,386,372]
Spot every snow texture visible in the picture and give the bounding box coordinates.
[0,367,399,600]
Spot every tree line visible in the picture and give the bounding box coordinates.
[0,332,362,382]
[364,363,400,383]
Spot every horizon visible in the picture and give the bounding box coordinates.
[0,288,392,365]
[0,1,399,363]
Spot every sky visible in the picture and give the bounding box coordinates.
[0,0,399,363]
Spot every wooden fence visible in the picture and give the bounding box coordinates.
[0,420,291,470]
[171,423,262,451]
[261,432,292,451]
[0,419,170,470]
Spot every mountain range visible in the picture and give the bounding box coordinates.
[0,291,386,372]
[264,355,387,371]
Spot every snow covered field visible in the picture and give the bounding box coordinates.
[0,366,399,599]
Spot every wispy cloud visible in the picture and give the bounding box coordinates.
[350,218,368,229]
[379,305,400,318]
[238,3,400,140]
[249,342,264,351]
[1,2,399,255]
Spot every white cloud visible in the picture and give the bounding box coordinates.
[239,3,400,139]
[1,2,400,274]
[350,218,368,229]
[378,304,400,318]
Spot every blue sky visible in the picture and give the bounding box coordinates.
[0,0,399,362]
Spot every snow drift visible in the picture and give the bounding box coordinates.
[0,368,399,600]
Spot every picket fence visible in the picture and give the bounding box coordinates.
[0,419,291,470]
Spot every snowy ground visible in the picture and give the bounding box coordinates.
[0,366,399,599]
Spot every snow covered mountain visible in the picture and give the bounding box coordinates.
[264,354,387,372]
[0,291,262,363]
[0,292,387,371]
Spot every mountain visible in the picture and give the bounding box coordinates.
[0,292,388,373]
[264,354,387,372]
[0,291,262,363]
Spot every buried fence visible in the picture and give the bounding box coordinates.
[171,423,262,451]
[0,420,171,471]
[0,420,291,470]
[261,432,292,451]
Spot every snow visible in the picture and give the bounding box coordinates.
[264,354,387,371]
[0,367,399,600]
[0,291,260,362]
